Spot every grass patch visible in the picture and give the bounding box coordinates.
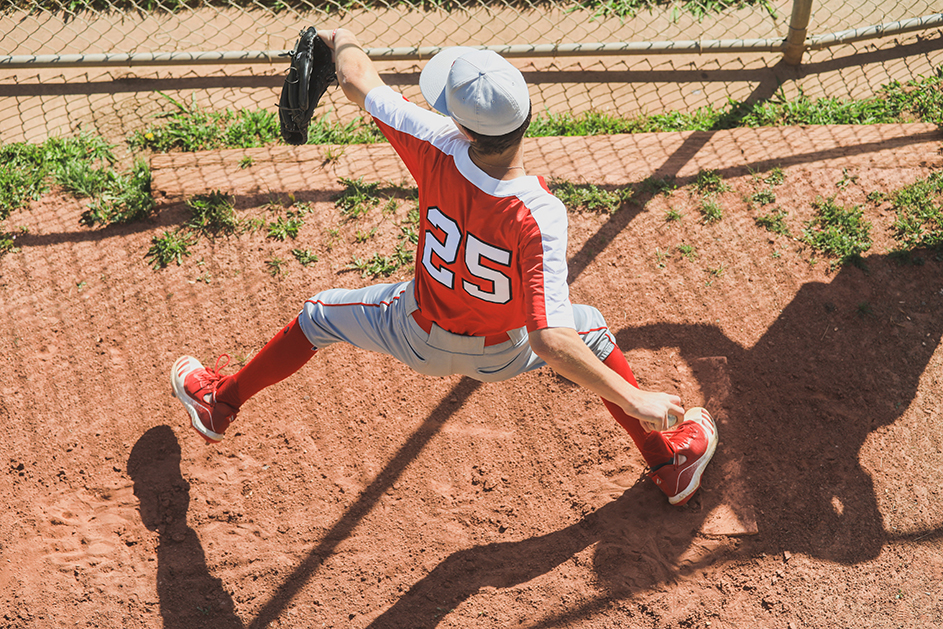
[78,159,155,227]
[130,97,384,153]
[549,179,635,214]
[0,131,116,221]
[754,207,791,237]
[10,0,777,20]
[699,195,723,223]
[801,196,872,265]
[349,241,415,278]
[186,191,239,237]
[129,94,280,152]
[267,212,305,241]
[763,166,785,186]
[891,170,943,252]
[145,230,194,269]
[677,243,697,259]
[266,256,288,277]
[639,176,676,196]
[0,229,23,257]
[334,177,385,219]
[750,188,776,206]
[291,248,318,266]
[694,169,731,194]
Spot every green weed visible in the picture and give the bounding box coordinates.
[836,168,860,189]
[677,243,697,259]
[764,167,786,186]
[750,188,776,206]
[186,191,239,237]
[349,241,414,278]
[129,93,279,152]
[267,213,305,241]
[0,131,116,221]
[0,230,22,257]
[694,169,731,194]
[699,195,723,223]
[291,248,318,266]
[549,179,635,214]
[801,196,872,265]
[755,207,791,237]
[664,207,683,222]
[639,176,676,196]
[79,159,155,227]
[867,190,888,204]
[335,177,383,219]
[355,227,378,243]
[891,170,943,251]
[239,155,254,169]
[266,257,288,276]
[304,114,386,145]
[704,264,726,286]
[145,231,194,269]
[654,247,671,268]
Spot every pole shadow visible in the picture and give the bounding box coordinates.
[246,377,483,629]
[128,425,243,629]
[366,476,719,628]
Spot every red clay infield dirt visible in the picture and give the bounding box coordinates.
[1,125,943,629]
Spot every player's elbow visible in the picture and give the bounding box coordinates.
[527,327,569,363]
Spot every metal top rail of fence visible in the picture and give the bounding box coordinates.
[2,1,940,68]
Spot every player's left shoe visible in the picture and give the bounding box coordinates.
[171,355,238,444]
[644,407,718,506]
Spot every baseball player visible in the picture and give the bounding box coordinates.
[171,28,717,506]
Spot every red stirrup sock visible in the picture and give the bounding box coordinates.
[215,315,317,409]
[602,348,672,467]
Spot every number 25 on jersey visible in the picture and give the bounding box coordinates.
[421,207,512,304]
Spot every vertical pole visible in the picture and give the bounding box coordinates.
[783,0,814,66]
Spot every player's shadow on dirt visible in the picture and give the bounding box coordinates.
[615,252,943,564]
[128,426,243,629]
[369,253,943,628]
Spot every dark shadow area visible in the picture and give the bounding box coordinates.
[615,253,943,564]
[128,425,243,629]
[247,377,482,629]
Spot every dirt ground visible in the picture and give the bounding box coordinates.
[1,126,943,629]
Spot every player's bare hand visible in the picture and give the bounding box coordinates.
[627,390,684,432]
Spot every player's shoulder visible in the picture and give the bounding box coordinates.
[514,176,567,214]
[367,86,457,140]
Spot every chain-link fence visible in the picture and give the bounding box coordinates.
[1,0,942,152]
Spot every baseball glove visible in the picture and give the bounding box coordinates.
[279,26,336,145]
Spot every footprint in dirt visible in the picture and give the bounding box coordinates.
[128,425,243,628]
[38,484,144,591]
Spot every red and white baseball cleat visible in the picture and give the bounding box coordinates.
[645,407,718,506]
[171,355,238,444]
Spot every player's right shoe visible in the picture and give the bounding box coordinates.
[171,355,238,444]
[644,407,718,506]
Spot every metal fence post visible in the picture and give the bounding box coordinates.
[783,0,815,65]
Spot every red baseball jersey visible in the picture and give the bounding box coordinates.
[366,86,575,336]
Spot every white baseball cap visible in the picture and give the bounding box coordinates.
[419,47,530,137]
